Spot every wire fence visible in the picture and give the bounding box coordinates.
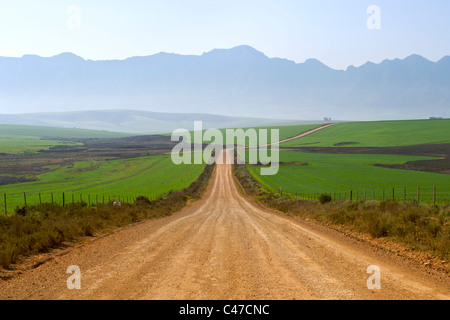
[0,191,171,215]
[2,185,449,215]
[281,185,450,205]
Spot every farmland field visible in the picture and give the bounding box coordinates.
[281,119,450,147]
[0,137,84,154]
[247,151,450,202]
[244,119,450,203]
[0,124,130,154]
[0,124,207,213]
[0,124,131,139]
[0,154,205,213]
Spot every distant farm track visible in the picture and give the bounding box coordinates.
[1,149,448,300]
[254,123,336,148]
[276,123,336,145]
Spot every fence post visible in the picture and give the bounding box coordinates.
[392,188,395,201]
[404,187,406,202]
[433,186,436,205]
[417,186,420,204]
[23,192,27,207]
[4,193,6,215]
[39,193,42,205]
[350,190,353,201]
[51,193,54,204]
[63,192,65,207]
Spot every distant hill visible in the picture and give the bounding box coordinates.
[1,45,449,121]
[0,110,313,134]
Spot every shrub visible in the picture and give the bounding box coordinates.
[318,194,332,204]
[15,206,27,216]
[367,215,390,238]
[134,195,151,206]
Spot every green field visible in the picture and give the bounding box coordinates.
[0,124,131,139]
[0,137,84,154]
[248,151,450,203]
[0,124,131,154]
[281,119,450,147]
[0,154,206,212]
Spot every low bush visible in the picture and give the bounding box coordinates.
[318,194,332,204]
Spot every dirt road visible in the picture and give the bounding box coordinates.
[1,150,449,300]
[254,123,336,148]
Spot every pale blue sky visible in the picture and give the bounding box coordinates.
[0,0,449,69]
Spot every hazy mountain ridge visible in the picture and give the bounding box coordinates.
[1,45,449,120]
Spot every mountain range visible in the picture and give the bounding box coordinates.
[1,45,449,122]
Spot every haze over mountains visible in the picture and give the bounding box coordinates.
[1,45,449,128]
[0,110,307,134]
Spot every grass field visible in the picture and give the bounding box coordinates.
[281,119,450,147]
[0,124,131,139]
[0,124,131,154]
[247,151,450,202]
[0,138,83,154]
[0,154,206,213]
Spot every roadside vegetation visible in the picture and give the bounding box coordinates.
[234,163,450,263]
